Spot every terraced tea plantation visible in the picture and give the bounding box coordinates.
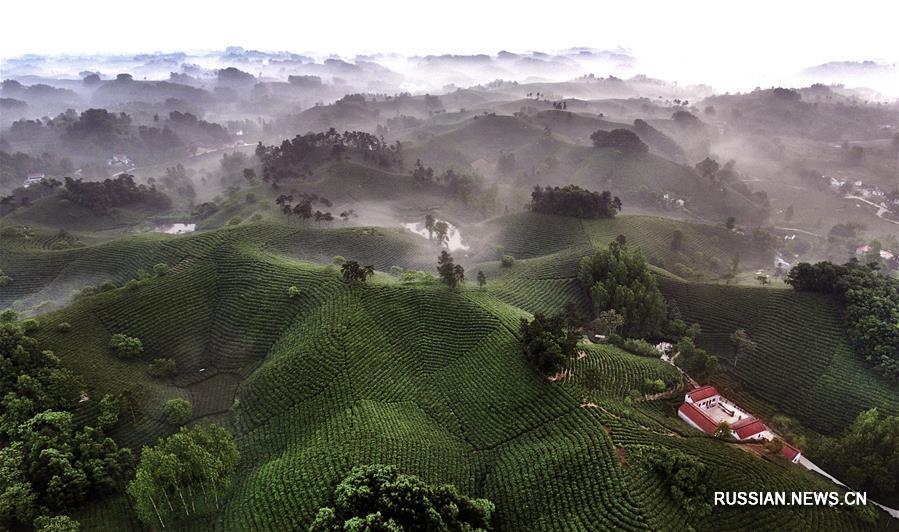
[658,277,899,434]
[3,215,896,531]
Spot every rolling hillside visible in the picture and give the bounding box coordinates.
[12,227,886,530]
[3,213,897,529]
[407,114,767,223]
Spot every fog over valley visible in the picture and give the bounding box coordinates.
[1,3,898,531]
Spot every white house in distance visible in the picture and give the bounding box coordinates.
[22,172,45,188]
[678,385,802,463]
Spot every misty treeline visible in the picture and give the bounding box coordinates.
[255,128,401,183]
[275,191,339,224]
[4,107,232,167]
[0,173,171,216]
[786,260,899,382]
[256,130,499,215]
[530,185,621,219]
[63,174,171,214]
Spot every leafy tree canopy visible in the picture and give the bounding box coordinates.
[530,185,621,219]
[590,128,648,154]
[786,260,899,382]
[519,311,580,375]
[578,242,668,338]
[310,464,494,532]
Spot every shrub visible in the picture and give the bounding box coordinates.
[33,515,79,532]
[21,319,40,334]
[99,281,118,292]
[501,255,515,267]
[642,377,667,394]
[97,393,121,431]
[0,309,19,322]
[635,447,712,516]
[162,398,192,426]
[153,263,170,276]
[287,286,301,298]
[148,357,177,378]
[399,270,435,284]
[57,322,72,333]
[109,333,143,359]
[621,338,659,358]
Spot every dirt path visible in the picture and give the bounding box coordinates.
[844,195,899,225]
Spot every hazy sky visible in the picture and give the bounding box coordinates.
[3,0,898,87]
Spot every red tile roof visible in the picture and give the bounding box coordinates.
[679,402,718,434]
[782,443,801,461]
[687,385,719,402]
[732,417,766,440]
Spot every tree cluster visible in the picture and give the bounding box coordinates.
[577,241,668,338]
[437,251,465,288]
[813,409,899,503]
[62,174,171,215]
[0,319,132,530]
[275,192,336,225]
[530,185,621,219]
[786,261,899,381]
[633,447,712,516]
[310,464,494,531]
[341,261,375,284]
[257,129,402,184]
[519,311,580,375]
[127,424,238,528]
[590,128,648,155]
[109,333,143,359]
[675,337,719,379]
[412,164,498,214]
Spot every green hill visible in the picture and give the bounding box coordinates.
[408,114,767,223]
[14,228,886,530]
[5,193,161,232]
[4,214,897,529]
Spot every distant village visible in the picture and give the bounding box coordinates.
[823,172,899,223]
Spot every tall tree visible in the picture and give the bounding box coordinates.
[424,214,435,240]
[433,221,449,246]
[127,425,238,529]
[340,261,375,283]
[437,251,463,288]
[729,329,756,369]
